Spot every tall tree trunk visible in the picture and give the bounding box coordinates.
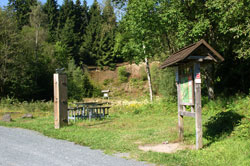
[145,57,153,102]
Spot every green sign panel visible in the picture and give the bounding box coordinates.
[180,75,194,105]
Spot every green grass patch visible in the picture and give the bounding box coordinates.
[0,96,250,165]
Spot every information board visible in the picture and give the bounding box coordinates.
[180,75,194,105]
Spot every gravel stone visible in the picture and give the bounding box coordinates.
[0,126,153,166]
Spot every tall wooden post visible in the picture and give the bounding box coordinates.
[176,67,184,141]
[54,73,68,129]
[194,63,202,149]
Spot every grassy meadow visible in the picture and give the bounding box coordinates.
[0,96,250,166]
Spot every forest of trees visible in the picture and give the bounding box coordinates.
[0,0,120,100]
[0,0,250,101]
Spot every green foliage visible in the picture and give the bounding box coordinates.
[206,0,250,59]
[117,66,129,83]
[80,0,102,65]
[129,78,144,90]
[66,59,100,100]
[53,41,69,67]
[98,0,117,67]
[103,78,113,86]
[0,8,19,97]
[60,17,76,58]
[0,97,53,113]
[66,59,91,100]
[116,0,250,95]
[81,0,89,35]
[8,0,37,29]
[2,0,250,101]
[43,0,58,42]
[151,65,176,97]
[1,0,119,101]
[116,0,163,63]
[139,66,147,81]
[58,0,75,29]
[232,118,250,139]
[0,7,54,100]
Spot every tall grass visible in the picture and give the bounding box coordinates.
[0,97,53,113]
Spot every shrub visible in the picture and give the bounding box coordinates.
[103,79,113,86]
[139,66,147,81]
[151,64,176,98]
[66,59,100,100]
[117,66,130,83]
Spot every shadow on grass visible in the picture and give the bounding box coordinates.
[204,111,243,145]
[76,118,114,127]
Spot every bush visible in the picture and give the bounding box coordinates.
[151,64,176,98]
[139,66,147,81]
[117,66,130,83]
[66,59,100,100]
[103,79,113,86]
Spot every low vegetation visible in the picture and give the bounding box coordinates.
[0,95,249,165]
[117,66,130,83]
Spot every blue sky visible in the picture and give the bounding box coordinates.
[0,0,102,8]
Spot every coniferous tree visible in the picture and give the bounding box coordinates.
[74,0,83,35]
[73,0,84,64]
[98,0,117,67]
[74,0,89,38]
[43,0,58,42]
[60,17,76,59]
[80,0,102,65]
[57,0,80,62]
[81,0,89,35]
[58,0,75,30]
[8,0,37,29]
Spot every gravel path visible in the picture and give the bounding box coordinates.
[0,126,152,166]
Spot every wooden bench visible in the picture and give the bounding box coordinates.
[67,106,111,122]
[67,107,77,122]
[86,106,111,120]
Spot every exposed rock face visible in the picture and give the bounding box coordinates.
[2,114,12,122]
[22,113,33,119]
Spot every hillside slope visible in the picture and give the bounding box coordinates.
[88,62,160,99]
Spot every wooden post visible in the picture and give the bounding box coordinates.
[54,73,68,129]
[194,63,202,149]
[176,67,184,141]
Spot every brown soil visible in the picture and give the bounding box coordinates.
[138,143,195,153]
[88,62,160,100]
[89,62,160,84]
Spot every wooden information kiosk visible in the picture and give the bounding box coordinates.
[161,39,224,149]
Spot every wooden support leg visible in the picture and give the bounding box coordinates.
[195,83,202,149]
[83,107,86,119]
[76,109,78,120]
[178,113,184,141]
[89,108,92,121]
[195,63,202,149]
[176,69,184,142]
[102,108,105,117]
